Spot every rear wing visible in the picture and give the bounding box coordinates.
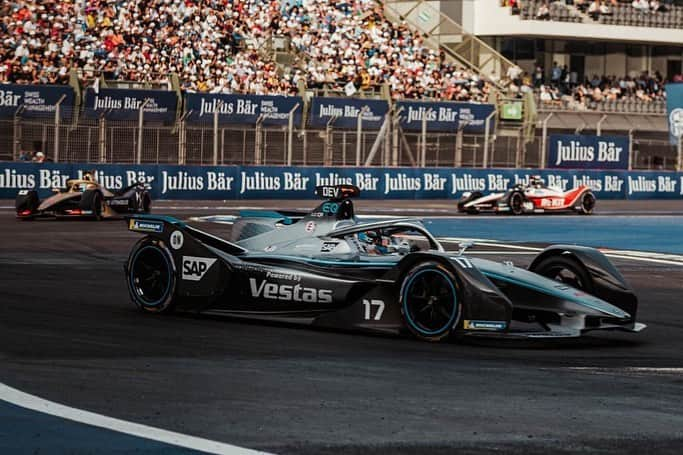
[126,214,247,256]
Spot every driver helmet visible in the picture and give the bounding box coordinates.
[82,171,95,182]
[530,175,544,188]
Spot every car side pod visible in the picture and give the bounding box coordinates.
[123,214,243,314]
[528,244,644,331]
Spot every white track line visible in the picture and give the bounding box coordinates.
[0,383,267,455]
[566,367,683,376]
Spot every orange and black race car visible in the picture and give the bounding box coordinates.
[457,175,596,215]
[15,171,151,220]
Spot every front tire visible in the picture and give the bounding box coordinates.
[579,191,596,215]
[126,238,177,313]
[531,256,594,293]
[400,262,461,342]
[509,191,524,215]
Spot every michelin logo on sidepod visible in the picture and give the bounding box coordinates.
[182,256,217,281]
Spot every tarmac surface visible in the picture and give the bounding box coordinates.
[1,200,683,454]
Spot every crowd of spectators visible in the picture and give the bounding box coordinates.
[0,0,676,110]
[506,61,669,110]
[0,0,493,102]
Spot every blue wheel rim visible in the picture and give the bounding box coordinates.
[402,268,458,336]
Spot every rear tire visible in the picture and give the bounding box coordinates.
[400,262,461,342]
[92,191,103,220]
[531,256,594,293]
[126,238,176,313]
[579,191,596,215]
[509,192,524,215]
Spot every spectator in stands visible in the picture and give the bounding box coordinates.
[533,63,544,88]
[632,0,650,12]
[588,0,601,19]
[551,62,562,85]
[599,1,613,16]
[32,151,45,163]
[537,2,552,19]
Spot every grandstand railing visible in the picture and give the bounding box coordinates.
[2,107,680,171]
[384,0,515,90]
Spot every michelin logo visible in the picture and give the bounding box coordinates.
[463,320,507,331]
[182,256,217,281]
[128,219,163,233]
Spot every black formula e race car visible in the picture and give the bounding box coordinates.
[16,171,151,220]
[124,185,643,342]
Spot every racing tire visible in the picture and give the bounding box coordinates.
[126,238,176,313]
[92,191,104,220]
[400,261,461,342]
[141,192,152,213]
[15,190,39,220]
[531,256,594,293]
[579,191,596,215]
[509,191,524,216]
[457,191,482,214]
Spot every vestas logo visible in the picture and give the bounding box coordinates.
[249,278,333,303]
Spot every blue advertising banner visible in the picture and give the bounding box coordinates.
[3,163,683,200]
[395,100,496,133]
[0,84,74,118]
[82,88,177,122]
[548,135,629,170]
[309,97,389,129]
[666,83,683,145]
[184,93,303,125]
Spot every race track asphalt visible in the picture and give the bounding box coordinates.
[1,200,683,454]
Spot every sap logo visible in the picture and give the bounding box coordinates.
[182,256,217,281]
[320,186,340,199]
[249,278,332,303]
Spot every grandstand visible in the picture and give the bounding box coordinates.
[0,0,681,170]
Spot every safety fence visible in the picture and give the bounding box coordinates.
[1,112,680,171]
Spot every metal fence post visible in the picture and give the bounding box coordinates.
[596,114,607,137]
[482,110,497,168]
[12,105,25,160]
[178,111,190,165]
[420,109,433,168]
[213,100,223,166]
[540,112,554,169]
[287,103,300,166]
[454,128,463,167]
[392,107,404,167]
[137,99,150,164]
[53,95,66,163]
[98,114,107,163]
[628,128,635,171]
[255,114,265,165]
[356,106,369,166]
[325,116,337,166]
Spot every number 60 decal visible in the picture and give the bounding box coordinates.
[363,299,385,320]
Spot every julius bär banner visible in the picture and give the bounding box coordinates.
[0,84,74,118]
[3,163,683,200]
[83,88,177,122]
[184,93,303,126]
[548,135,629,170]
[395,100,496,133]
[309,97,390,129]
